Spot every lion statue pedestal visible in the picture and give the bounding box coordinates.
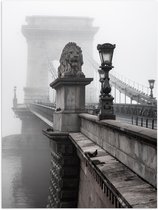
[50,42,93,132]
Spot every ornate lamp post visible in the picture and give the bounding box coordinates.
[148,79,155,98]
[97,43,116,120]
[13,86,17,108]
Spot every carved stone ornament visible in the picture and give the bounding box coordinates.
[58,42,85,78]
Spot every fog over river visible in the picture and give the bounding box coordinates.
[2,119,51,208]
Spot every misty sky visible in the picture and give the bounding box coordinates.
[2,0,157,136]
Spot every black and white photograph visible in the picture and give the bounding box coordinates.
[2,0,157,208]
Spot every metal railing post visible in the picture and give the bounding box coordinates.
[141,118,143,127]
[132,116,133,124]
[152,119,154,129]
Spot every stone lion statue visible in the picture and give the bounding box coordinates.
[58,42,85,78]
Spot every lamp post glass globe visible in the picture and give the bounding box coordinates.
[97,43,116,66]
[148,79,155,89]
[148,79,155,98]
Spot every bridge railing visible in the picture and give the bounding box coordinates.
[131,116,156,130]
[34,101,56,108]
[27,102,157,130]
[85,103,157,130]
[86,103,157,117]
[29,103,55,124]
[114,103,157,118]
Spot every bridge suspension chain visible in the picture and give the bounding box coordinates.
[42,42,58,80]
[83,50,156,105]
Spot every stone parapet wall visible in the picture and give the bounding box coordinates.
[77,158,114,208]
[79,113,157,187]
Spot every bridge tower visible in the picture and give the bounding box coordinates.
[22,16,98,103]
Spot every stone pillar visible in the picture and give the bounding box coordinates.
[43,43,93,207]
[50,78,93,132]
[50,42,93,132]
[22,37,49,103]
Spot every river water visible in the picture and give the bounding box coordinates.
[2,131,51,208]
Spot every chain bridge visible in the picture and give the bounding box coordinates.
[12,16,157,208]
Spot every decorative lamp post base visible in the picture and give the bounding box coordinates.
[98,114,116,120]
[98,95,116,120]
